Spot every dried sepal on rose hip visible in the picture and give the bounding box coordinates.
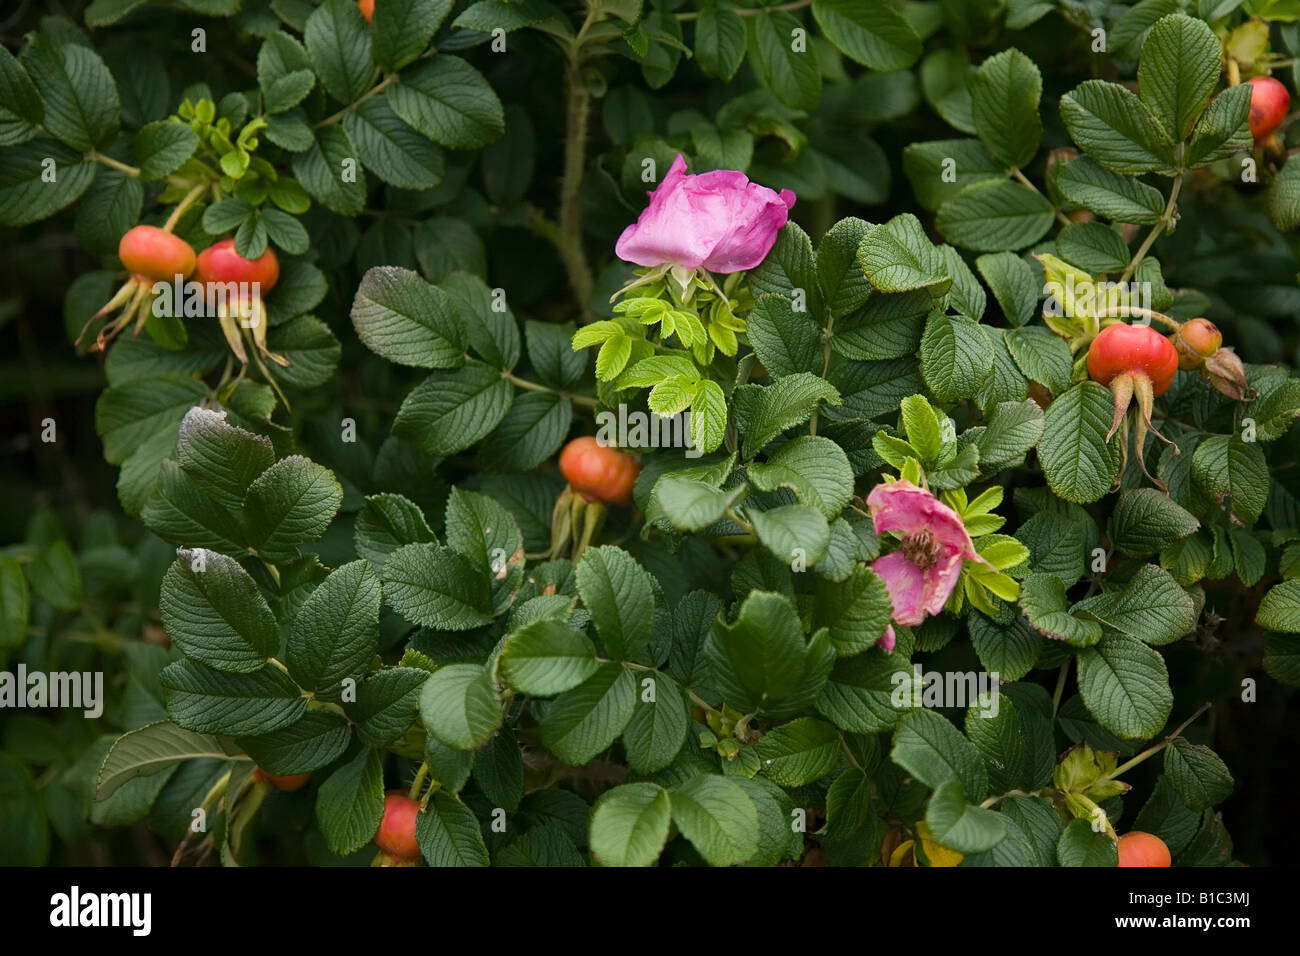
[79,225,197,351]
[196,239,289,371]
[1087,323,1180,491]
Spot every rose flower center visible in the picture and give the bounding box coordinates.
[900,528,944,571]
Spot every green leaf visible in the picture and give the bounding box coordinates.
[747,435,854,519]
[303,0,374,104]
[920,48,975,133]
[890,708,989,800]
[445,487,524,615]
[419,663,502,750]
[936,179,1055,252]
[920,312,994,401]
[746,295,820,376]
[0,558,28,650]
[0,138,95,226]
[576,546,656,662]
[653,476,746,532]
[388,56,504,149]
[286,560,381,699]
[159,660,304,736]
[1059,80,1176,175]
[243,455,343,563]
[96,722,237,801]
[477,391,572,473]
[95,373,207,466]
[21,37,119,152]
[237,711,353,775]
[711,591,806,706]
[669,774,760,866]
[1257,580,1300,632]
[380,543,493,630]
[343,97,444,190]
[1053,156,1166,225]
[133,121,198,182]
[976,252,1039,327]
[925,779,1008,853]
[1077,634,1173,739]
[622,671,689,773]
[1039,382,1119,503]
[257,31,315,114]
[1056,221,1130,273]
[811,0,921,71]
[417,791,490,866]
[813,566,892,656]
[373,0,451,71]
[1164,739,1233,811]
[353,493,435,567]
[26,540,81,611]
[1137,14,1222,142]
[142,460,248,555]
[734,373,841,459]
[499,619,599,696]
[1109,488,1199,556]
[588,782,672,866]
[292,124,367,215]
[1056,818,1119,866]
[392,361,514,457]
[1073,564,1196,646]
[968,49,1042,168]
[539,663,637,766]
[857,213,951,297]
[903,138,1003,212]
[351,265,467,369]
[751,504,831,567]
[315,747,384,856]
[817,217,875,318]
[690,380,728,455]
[174,407,275,514]
[694,3,747,81]
[754,717,840,786]
[1191,435,1269,523]
[978,399,1045,469]
[0,43,43,129]
[1019,573,1102,646]
[747,222,822,318]
[349,668,428,746]
[160,550,279,673]
[816,649,918,733]
[1004,326,1072,395]
[747,11,821,110]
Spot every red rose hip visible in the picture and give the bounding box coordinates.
[375,790,421,861]
[1117,831,1171,868]
[196,238,280,294]
[118,225,197,282]
[253,768,311,791]
[1248,75,1289,142]
[558,436,640,505]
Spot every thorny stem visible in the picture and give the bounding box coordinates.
[505,371,598,407]
[408,762,430,800]
[313,74,396,129]
[163,183,208,232]
[559,8,599,313]
[1050,659,1070,720]
[1101,701,1213,782]
[87,150,142,178]
[1010,167,1071,227]
[1120,161,1183,286]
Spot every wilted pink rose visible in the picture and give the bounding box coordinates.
[867,480,988,652]
[615,155,796,273]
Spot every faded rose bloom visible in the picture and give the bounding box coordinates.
[614,155,796,273]
[867,479,987,652]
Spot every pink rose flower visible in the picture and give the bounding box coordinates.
[866,480,989,652]
[615,155,796,273]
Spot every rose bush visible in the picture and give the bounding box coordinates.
[2,0,1298,869]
